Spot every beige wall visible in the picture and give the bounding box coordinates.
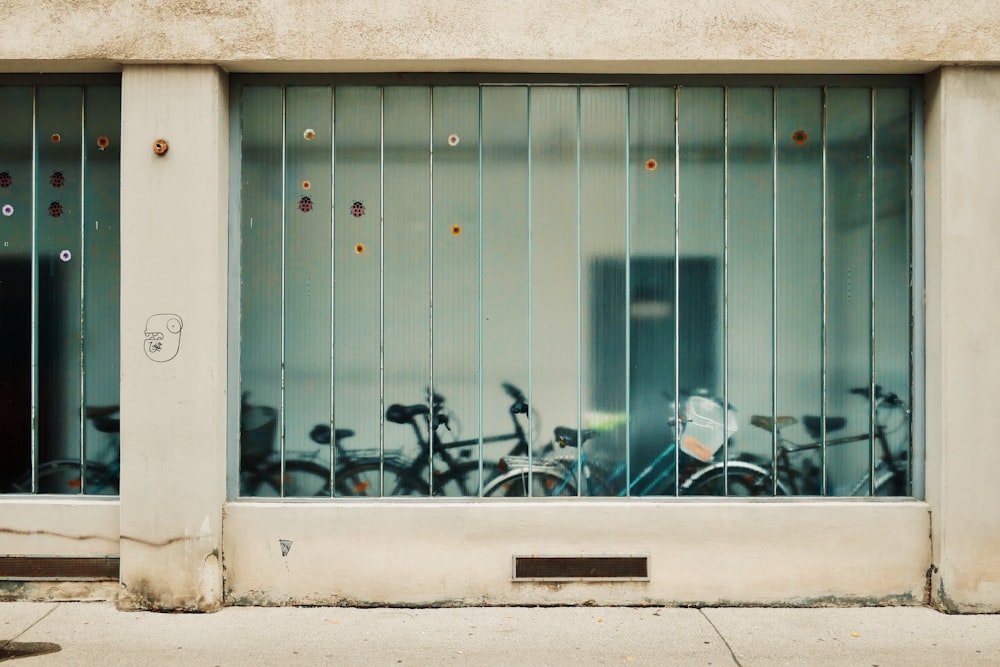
[925,67,1000,613]
[1,1,999,73]
[3,1,1000,613]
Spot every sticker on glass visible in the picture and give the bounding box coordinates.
[50,171,65,188]
[2,204,13,217]
[59,249,72,262]
[0,172,11,188]
[48,202,64,218]
[350,201,366,218]
[298,196,313,213]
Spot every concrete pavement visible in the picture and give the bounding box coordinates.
[2,602,999,666]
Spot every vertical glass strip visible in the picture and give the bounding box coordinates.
[333,86,383,494]
[82,85,121,495]
[580,86,628,494]
[35,86,84,491]
[480,86,530,486]
[825,87,874,496]
[239,86,283,496]
[382,86,432,495]
[529,86,580,495]
[677,87,726,491]
[775,87,824,495]
[726,87,776,478]
[874,87,913,496]
[283,86,333,496]
[627,86,677,496]
[0,86,35,493]
[431,86,482,495]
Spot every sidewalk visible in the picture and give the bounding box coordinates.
[2,602,999,666]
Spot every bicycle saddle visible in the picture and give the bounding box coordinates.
[385,403,430,424]
[802,416,847,440]
[309,424,356,445]
[553,426,599,448]
[750,415,797,432]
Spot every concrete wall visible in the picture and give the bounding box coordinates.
[2,1,1000,612]
[0,1,999,73]
[924,67,1000,613]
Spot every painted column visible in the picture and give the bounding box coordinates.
[118,65,229,611]
[925,66,1000,612]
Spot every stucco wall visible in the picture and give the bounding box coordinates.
[1,1,999,73]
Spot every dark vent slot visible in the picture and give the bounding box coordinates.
[0,556,119,581]
[513,555,649,581]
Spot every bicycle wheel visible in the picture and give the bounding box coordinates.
[246,460,331,498]
[681,462,783,497]
[430,461,502,497]
[8,461,116,495]
[482,469,577,497]
[334,460,427,497]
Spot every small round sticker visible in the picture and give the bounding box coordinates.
[354,242,366,255]
[350,201,366,218]
[59,249,72,262]
[0,172,11,188]
[448,134,460,146]
[97,136,110,150]
[303,129,317,141]
[2,204,13,217]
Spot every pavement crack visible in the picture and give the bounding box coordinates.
[699,608,743,667]
[3,604,59,647]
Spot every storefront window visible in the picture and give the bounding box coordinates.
[0,81,121,495]
[236,78,916,499]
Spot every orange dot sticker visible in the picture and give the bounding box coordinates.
[302,180,311,190]
[792,130,808,146]
[451,224,462,236]
[97,136,110,150]
[354,243,366,255]
[448,134,460,146]
[51,134,61,144]
[645,159,658,171]
[303,129,316,141]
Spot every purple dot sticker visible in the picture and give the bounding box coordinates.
[59,249,72,262]
[2,204,12,217]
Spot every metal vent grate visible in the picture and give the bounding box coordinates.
[513,555,649,581]
[0,556,119,581]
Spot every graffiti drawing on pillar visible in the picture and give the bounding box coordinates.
[144,313,183,362]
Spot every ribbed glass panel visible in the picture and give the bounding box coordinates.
[627,86,677,495]
[0,86,35,493]
[281,86,334,495]
[529,87,580,495]
[383,86,432,495]
[36,86,84,481]
[825,87,874,495]
[873,87,913,496]
[580,87,628,493]
[238,86,283,496]
[81,85,121,495]
[775,88,824,495]
[677,87,726,472]
[431,86,483,494]
[480,87,530,466]
[332,86,383,494]
[726,87,775,468]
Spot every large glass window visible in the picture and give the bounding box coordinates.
[0,81,122,495]
[236,78,917,499]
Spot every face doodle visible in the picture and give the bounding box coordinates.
[144,313,183,362]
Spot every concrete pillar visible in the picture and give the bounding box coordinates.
[925,66,1000,612]
[118,65,229,611]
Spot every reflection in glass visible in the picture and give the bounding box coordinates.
[237,81,916,498]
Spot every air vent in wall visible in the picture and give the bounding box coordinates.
[512,555,649,581]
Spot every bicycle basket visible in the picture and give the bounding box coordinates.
[679,396,737,463]
[240,405,277,467]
